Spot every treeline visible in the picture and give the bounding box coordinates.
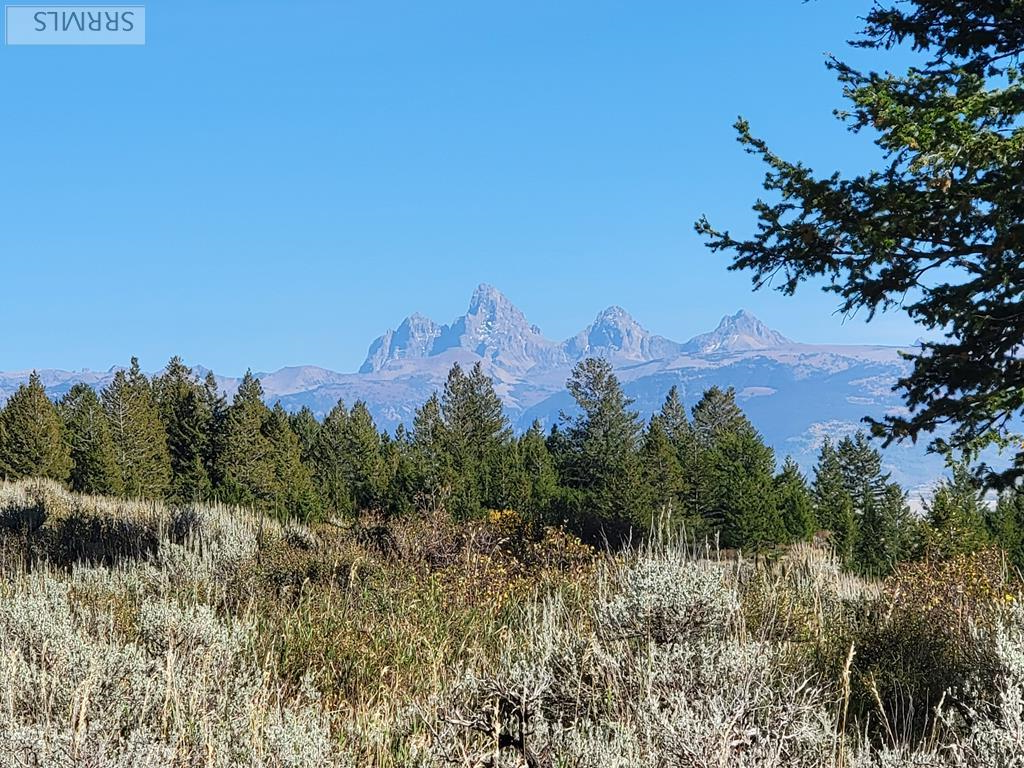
[1,356,1022,574]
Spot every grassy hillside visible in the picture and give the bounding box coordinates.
[1,480,1022,767]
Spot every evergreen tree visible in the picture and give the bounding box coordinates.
[688,386,753,529]
[101,359,171,498]
[924,461,991,559]
[835,432,913,574]
[289,406,321,466]
[310,400,352,516]
[219,371,276,507]
[698,0,1024,488]
[381,425,417,518]
[264,403,320,521]
[658,386,697,524]
[557,358,644,539]
[153,357,211,502]
[441,362,513,518]
[658,385,692,448]
[688,385,780,549]
[813,439,857,566]
[640,416,687,527]
[201,371,229,493]
[59,383,121,495]
[691,386,750,446]
[988,489,1024,573]
[410,393,453,513]
[836,432,889,503]
[344,401,385,512]
[775,457,815,543]
[706,426,782,551]
[516,420,559,527]
[856,484,913,577]
[0,372,71,482]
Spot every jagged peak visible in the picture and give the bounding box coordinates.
[397,311,440,330]
[467,283,510,313]
[593,305,635,324]
[685,309,791,353]
[564,305,680,362]
[459,284,537,338]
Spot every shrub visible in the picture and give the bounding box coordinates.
[597,550,738,643]
[822,549,1012,748]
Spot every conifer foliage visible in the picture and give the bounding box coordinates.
[775,457,815,543]
[441,362,514,519]
[698,0,1024,488]
[154,357,212,502]
[689,386,782,549]
[220,371,277,509]
[0,372,71,482]
[60,383,122,496]
[102,358,171,499]
[553,358,644,539]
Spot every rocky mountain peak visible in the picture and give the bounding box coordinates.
[684,309,791,354]
[441,284,564,371]
[462,284,534,340]
[359,311,444,373]
[564,306,682,362]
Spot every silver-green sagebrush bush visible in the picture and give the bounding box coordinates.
[0,567,345,767]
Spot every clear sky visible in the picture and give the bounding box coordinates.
[0,0,920,374]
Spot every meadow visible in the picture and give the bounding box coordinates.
[1,478,1023,767]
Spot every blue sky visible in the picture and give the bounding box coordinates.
[0,0,919,374]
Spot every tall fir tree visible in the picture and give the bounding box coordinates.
[658,387,697,524]
[836,432,913,574]
[705,425,783,551]
[854,484,916,577]
[556,358,644,539]
[289,406,321,467]
[688,385,781,549]
[59,383,122,495]
[153,357,212,502]
[381,424,417,519]
[836,432,889,503]
[219,371,276,507]
[924,461,991,560]
[264,403,320,521]
[640,415,687,528]
[775,457,815,543]
[343,401,386,513]
[813,439,857,566]
[516,420,560,528]
[410,393,453,513]
[101,359,171,498]
[691,386,749,446]
[988,489,1024,573]
[440,362,514,518]
[658,385,692,448]
[310,400,353,516]
[688,386,754,529]
[0,372,71,482]
[201,371,229,494]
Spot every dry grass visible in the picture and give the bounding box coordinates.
[1,479,1023,767]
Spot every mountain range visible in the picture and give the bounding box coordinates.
[0,284,940,495]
